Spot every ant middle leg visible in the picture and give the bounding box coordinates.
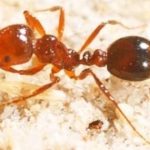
[35,6,65,40]
[79,20,144,53]
[0,67,60,109]
[0,76,60,109]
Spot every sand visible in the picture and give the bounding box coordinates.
[0,0,150,150]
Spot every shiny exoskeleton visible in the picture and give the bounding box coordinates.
[107,36,150,81]
[0,6,149,144]
[0,24,33,67]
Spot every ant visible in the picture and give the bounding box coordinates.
[0,6,149,144]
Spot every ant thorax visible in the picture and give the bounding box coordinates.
[34,35,80,70]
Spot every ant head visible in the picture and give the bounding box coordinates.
[107,36,150,81]
[0,25,33,67]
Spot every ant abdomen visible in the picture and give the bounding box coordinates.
[107,36,150,81]
[0,24,33,67]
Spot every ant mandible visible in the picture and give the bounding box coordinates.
[0,6,149,144]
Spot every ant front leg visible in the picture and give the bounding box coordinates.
[79,20,143,53]
[77,69,150,144]
[35,6,65,40]
[24,10,46,36]
[1,63,46,75]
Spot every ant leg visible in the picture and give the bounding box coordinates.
[0,71,60,108]
[35,6,65,40]
[79,20,144,53]
[0,76,59,108]
[65,70,77,79]
[77,68,149,144]
[23,10,46,36]
[1,63,46,75]
[0,66,60,108]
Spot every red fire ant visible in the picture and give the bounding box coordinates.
[0,6,149,144]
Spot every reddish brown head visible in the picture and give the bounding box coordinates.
[0,24,34,67]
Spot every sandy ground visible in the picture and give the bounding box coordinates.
[0,0,150,150]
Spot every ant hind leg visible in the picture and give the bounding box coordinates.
[77,68,150,144]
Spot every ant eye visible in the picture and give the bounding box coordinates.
[3,56,11,63]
